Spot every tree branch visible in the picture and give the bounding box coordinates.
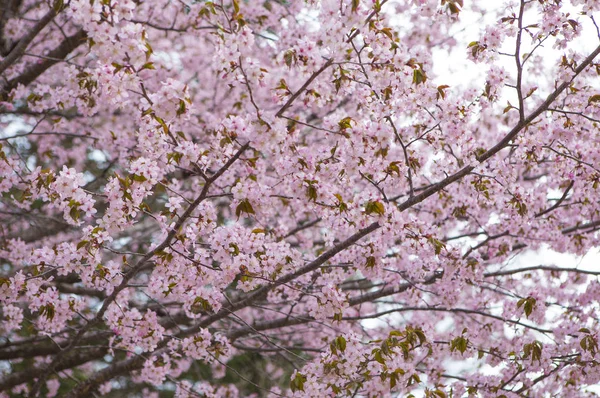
[2,29,87,95]
[0,8,57,77]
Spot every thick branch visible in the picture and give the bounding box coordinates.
[2,29,87,94]
[484,265,600,278]
[514,0,526,122]
[534,180,574,217]
[0,347,106,391]
[275,58,333,118]
[0,8,57,77]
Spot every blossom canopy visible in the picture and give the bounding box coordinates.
[1,0,600,397]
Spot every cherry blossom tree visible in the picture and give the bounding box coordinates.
[1,0,600,396]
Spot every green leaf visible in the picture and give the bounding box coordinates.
[373,349,385,364]
[377,27,393,41]
[508,195,528,216]
[77,240,89,250]
[153,115,169,134]
[306,184,318,202]
[229,243,240,256]
[437,85,449,100]
[580,335,598,356]
[588,94,600,105]
[235,199,255,218]
[352,0,360,12]
[131,174,147,183]
[448,2,460,14]
[517,296,536,318]
[390,372,397,389]
[336,336,347,352]
[365,256,376,269]
[192,297,213,313]
[364,200,385,216]
[382,86,393,101]
[275,78,290,92]
[333,193,348,214]
[414,328,427,345]
[450,336,469,355]
[432,389,447,398]
[69,206,80,221]
[39,304,56,320]
[503,101,515,114]
[290,372,306,392]
[284,50,296,67]
[374,0,382,12]
[167,152,183,165]
[406,373,421,387]
[53,0,64,12]
[427,237,446,255]
[412,68,427,85]
[338,116,354,130]
[532,341,542,362]
[386,161,401,176]
[111,62,124,74]
[523,341,543,362]
[471,178,491,199]
[177,99,187,116]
